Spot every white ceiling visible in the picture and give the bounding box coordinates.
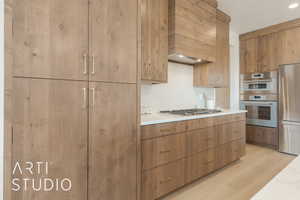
[218,0,300,34]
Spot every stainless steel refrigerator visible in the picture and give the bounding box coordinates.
[279,63,300,155]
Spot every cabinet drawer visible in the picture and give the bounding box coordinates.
[213,115,232,125]
[186,117,214,131]
[141,121,186,140]
[246,125,278,147]
[216,139,244,168]
[217,122,246,145]
[142,134,186,170]
[142,159,185,200]
[186,127,217,155]
[231,113,246,122]
[185,148,217,183]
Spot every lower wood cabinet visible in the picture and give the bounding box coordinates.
[246,125,278,149]
[142,159,185,200]
[185,148,217,183]
[142,134,186,170]
[141,113,246,200]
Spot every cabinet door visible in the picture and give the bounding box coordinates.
[13,0,89,80]
[88,82,137,200]
[277,27,300,65]
[12,78,88,200]
[89,0,138,83]
[258,33,279,72]
[240,38,258,74]
[141,0,168,83]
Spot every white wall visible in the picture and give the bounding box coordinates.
[141,62,215,113]
[229,29,240,110]
[0,0,4,198]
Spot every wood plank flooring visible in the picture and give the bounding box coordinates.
[163,144,295,200]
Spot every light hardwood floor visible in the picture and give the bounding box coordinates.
[163,144,295,200]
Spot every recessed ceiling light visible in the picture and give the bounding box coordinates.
[289,3,299,9]
[178,54,185,58]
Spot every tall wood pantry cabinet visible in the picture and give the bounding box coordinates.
[7,0,140,200]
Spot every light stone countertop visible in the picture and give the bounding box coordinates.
[251,155,299,200]
[141,109,247,126]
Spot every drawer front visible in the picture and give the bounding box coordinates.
[185,148,217,183]
[141,121,186,140]
[217,122,246,145]
[186,127,217,155]
[214,113,246,126]
[216,139,244,168]
[142,159,185,200]
[142,134,186,170]
[246,125,277,147]
[186,117,214,131]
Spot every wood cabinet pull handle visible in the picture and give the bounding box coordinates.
[160,150,171,154]
[83,54,88,74]
[160,128,176,133]
[91,55,95,74]
[160,177,172,184]
[90,88,95,107]
[82,88,87,108]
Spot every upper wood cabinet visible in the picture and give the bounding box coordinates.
[240,38,258,74]
[194,10,230,87]
[13,0,89,80]
[88,82,137,200]
[12,78,88,200]
[89,0,138,83]
[257,33,279,72]
[277,27,300,65]
[169,0,217,63]
[141,0,168,83]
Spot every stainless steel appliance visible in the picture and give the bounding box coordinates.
[160,109,222,116]
[240,71,278,94]
[279,63,300,155]
[240,101,278,128]
[240,71,278,128]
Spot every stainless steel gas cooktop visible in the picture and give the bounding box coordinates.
[160,109,222,116]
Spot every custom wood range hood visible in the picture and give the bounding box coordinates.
[168,0,217,65]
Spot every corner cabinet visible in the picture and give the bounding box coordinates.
[141,0,168,83]
[9,0,140,200]
[194,10,230,88]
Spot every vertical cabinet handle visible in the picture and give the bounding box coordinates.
[90,88,95,107]
[82,88,87,108]
[83,54,88,74]
[91,55,95,74]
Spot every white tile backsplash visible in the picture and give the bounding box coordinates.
[141,62,215,113]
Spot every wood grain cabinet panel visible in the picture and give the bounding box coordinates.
[142,134,186,170]
[142,159,185,200]
[169,0,217,62]
[216,139,244,168]
[246,125,278,149]
[141,0,168,83]
[194,9,230,88]
[277,27,300,65]
[217,121,246,145]
[186,127,217,155]
[88,82,137,200]
[141,121,186,140]
[13,0,89,80]
[185,148,217,183]
[186,117,214,131]
[89,0,138,83]
[240,38,259,74]
[257,33,279,72]
[12,78,88,200]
